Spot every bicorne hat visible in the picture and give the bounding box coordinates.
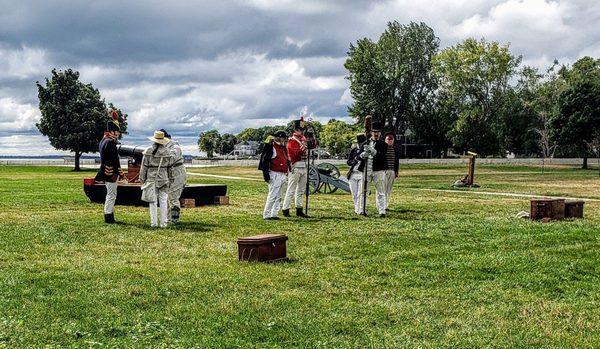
[356,134,367,144]
[106,109,121,132]
[273,130,287,138]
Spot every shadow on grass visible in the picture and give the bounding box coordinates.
[123,221,217,233]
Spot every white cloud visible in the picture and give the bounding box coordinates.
[244,0,339,14]
[285,36,311,49]
[0,97,40,132]
[0,45,48,80]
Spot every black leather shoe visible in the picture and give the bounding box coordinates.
[104,213,115,224]
[282,209,291,217]
[296,208,308,218]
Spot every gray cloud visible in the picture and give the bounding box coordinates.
[0,0,598,155]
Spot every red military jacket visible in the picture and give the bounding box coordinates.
[270,142,289,173]
[287,133,307,165]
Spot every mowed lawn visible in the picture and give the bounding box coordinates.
[0,164,599,348]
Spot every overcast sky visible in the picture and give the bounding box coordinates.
[0,0,598,155]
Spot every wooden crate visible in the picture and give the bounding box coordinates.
[530,199,554,220]
[180,198,196,208]
[214,195,229,205]
[237,234,288,262]
[565,201,584,218]
[551,198,565,220]
[531,198,566,221]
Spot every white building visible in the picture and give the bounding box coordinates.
[233,141,259,156]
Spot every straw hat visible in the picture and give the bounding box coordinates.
[148,130,170,145]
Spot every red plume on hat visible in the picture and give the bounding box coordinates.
[109,109,120,126]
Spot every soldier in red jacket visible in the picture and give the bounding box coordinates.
[282,117,316,218]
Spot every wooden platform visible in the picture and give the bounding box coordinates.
[83,178,227,207]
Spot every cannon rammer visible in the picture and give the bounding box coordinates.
[83,144,227,206]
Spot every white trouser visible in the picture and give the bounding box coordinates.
[263,171,287,218]
[348,171,363,214]
[168,173,187,220]
[384,169,395,209]
[360,170,387,215]
[283,166,307,210]
[104,182,118,214]
[149,185,169,228]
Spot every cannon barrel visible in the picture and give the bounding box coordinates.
[117,144,145,162]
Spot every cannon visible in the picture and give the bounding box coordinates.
[83,144,227,206]
[307,162,350,194]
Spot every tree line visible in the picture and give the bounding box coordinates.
[345,21,599,168]
[199,21,598,167]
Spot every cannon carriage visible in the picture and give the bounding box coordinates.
[307,162,350,194]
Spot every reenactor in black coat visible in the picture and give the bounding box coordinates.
[347,134,367,214]
[358,122,389,217]
[95,110,121,223]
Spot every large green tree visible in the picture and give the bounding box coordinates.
[498,66,544,157]
[198,130,221,158]
[236,128,260,142]
[345,21,439,134]
[320,119,357,157]
[434,38,521,156]
[36,68,127,171]
[217,133,237,155]
[551,56,600,168]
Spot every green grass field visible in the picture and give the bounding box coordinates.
[0,164,599,348]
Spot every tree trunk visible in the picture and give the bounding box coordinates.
[582,152,588,169]
[74,151,81,171]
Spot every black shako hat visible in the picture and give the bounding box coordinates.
[371,122,383,132]
[293,116,306,131]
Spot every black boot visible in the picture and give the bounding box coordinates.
[104,213,115,224]
[296,208,308,218]
[282,209,291,217]
[171,207,180,223]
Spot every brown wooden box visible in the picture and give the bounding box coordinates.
[531,198,566,220]
[565,201,584,218]
[531,199,555,220]
[181,198,196,208]
[237,234,288,262]
[214,196,229,205]
[551,198,565,220]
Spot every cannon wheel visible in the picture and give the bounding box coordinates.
[317,162,340,194]
[308,165,320,194]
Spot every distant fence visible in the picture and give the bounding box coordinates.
[1,158,598,167]
[188,158,599,167]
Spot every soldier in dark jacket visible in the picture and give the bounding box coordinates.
[358,122,389,217]
[259,130,290,220]
[95,109,121,223]
[347,134,367,214]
